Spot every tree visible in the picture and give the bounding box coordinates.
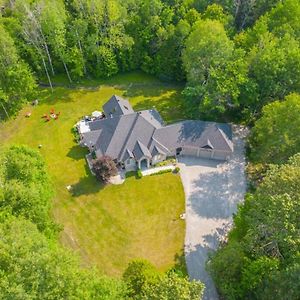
[0,215,126,300]
[209,154,300,299]
[0,145,58,237]
[142,271,204,300]
[152,19,191,81]
[234,0,281,30]
[0,23,36,116]
[247,34,300,110]
[92,155,118,182]
[207,241,246,299]
[123,259,204,299]
[182,19,247,118]
[39,0,73,82]
[249,93,300,164]
[10,0,55,90]
[123,259,161,298]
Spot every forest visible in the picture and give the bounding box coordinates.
[0,0,300,299]
[0,0,300,122]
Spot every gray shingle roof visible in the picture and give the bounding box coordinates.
[103,95,134,117]
[123,149,134,161]
[81,96,234,162]
[133,140,152,160]
[153,121,233,152]
[152,145,166,156]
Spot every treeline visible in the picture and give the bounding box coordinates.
[207,93,300,299]
[0,145,203,299]
[1,0,300,121]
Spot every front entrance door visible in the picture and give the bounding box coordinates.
[140,158,148,169]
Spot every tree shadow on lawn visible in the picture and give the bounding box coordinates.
[38,86,100,105]
[71,173,104,197]
[173,249,188,276]
[123,83,181,98]
[67,144,89,161]
[131,91,189,124]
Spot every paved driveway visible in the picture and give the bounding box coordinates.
[178,126,247,300]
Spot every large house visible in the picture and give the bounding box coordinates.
[80,95,234,171]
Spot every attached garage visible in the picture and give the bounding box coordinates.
[182,147,198,156]
[197,149,212,159]
[212,150,229,160]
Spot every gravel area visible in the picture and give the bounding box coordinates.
[178,126,248,300]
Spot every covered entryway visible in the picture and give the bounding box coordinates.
[138,157,150,169]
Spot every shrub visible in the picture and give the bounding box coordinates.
[136,168,143,179]
[150,169,172,176]
[71,126,80,143]
[174,167,180,173]
[155,157,176,167]
[92,156,118,182]
[125,171,136,178]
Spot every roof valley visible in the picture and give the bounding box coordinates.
[117,113,140,161]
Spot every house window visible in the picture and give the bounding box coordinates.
[176,147,182,155]
[126,158,133,165]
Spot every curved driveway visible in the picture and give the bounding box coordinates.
[178,126,247,300]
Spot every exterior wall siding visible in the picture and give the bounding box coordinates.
[182,147,198,156]
[125,158,137,171]
[212,150,231,160]
[152,154,166,165]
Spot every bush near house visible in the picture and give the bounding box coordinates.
[174,167,180,173]
[71,126,80,143]
[150,169,173,176]
[136,169,143,179]
[155,157,176,167]
[92,156,118,182]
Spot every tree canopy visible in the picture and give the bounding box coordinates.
[1,0,300,122]
[249,93,300,164]
[208,154,300,299]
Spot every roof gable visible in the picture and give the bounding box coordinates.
[103,95,134,117]
[152,145,166,156]
[200,139,214,149]
[133,140,152,160]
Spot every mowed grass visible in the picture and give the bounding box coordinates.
[0,72,187,276]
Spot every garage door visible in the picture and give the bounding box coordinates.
[198,149,212,159]
[212,151,227,160]
[182,147,198,156]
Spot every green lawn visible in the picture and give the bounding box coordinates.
[0,72,187,276]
